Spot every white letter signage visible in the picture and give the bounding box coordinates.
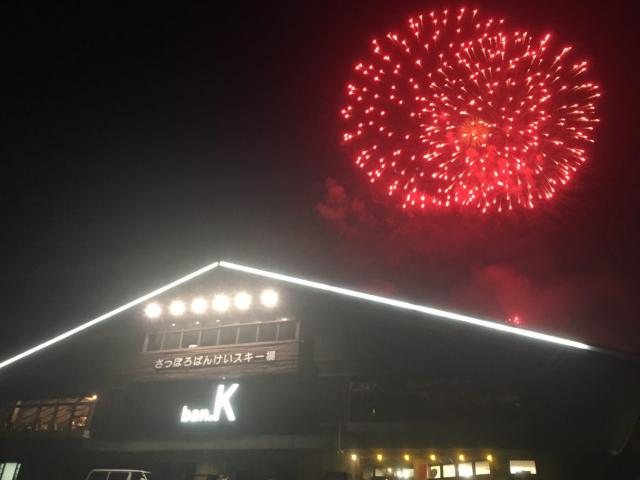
[180,383,239,423]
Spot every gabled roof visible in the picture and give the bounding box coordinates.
[0,259,593,372]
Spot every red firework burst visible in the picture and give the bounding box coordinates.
[341,7,601,213]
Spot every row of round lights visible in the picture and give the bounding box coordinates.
[144,289,279,319]
[350,453,493,463]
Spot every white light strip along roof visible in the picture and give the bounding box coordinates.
[0,261,221,371]
[219,261,591,351]
[0,259,591,372]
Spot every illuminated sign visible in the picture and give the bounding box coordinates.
[180,384,239,423]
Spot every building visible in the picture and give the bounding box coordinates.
[0,261,638,480]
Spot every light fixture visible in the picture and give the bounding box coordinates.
[234,291,252,310]
[260,289,279,308]
[376,454,383,462]
[429,454,437,462]
[144,302,162,319]
[191,297,208,314]
[486,454,493,462]
[350,454,358,461]
[212,294,230,313]
[403,454,411,462]
[169,300,186,316]
[88,394,98,401]
[458,454,465,462]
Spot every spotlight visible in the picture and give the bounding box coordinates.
[458,454,465,462]
[234,292,252,310]
[144,302,162,319]
[212,294,230,313]
[169,300,186,316]
[403,454,410,462]
[376,454,383,462]
[429,454,437,462]
[260,289,279,308]
[486,454,493,462]
[191,297,208,314]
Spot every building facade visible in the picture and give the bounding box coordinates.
[0,264,638,480]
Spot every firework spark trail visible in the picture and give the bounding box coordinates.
[341,7,600,213]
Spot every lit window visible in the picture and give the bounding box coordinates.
[260,289,279,308]
[427,465,441,478]
[169,300,186,316]
[510,460,537,475]
[442,465,456,478]
[474,461,491,475]
[458,463,473,477]
[234,292,252,310]
[212,294,231,313]
[0,463,21,480]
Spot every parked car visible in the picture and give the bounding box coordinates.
[84,469,151,480]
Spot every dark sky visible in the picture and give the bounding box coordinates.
[1,0,639,361]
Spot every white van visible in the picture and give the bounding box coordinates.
[84,469,151,480]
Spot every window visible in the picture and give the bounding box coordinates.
[258,323,277,342]
[181,330,199,348]
[458,463,473,477]
[200,329,219,346]
[86,473,109,480]
[143,319,299,352]
[163,332,180,350]
[427,465,441,479]
[0,463,21,480]
[2,396,96,435]
[108,473,129,480]
[54,405,73,431]
[474,461,491,475]
[218,327,237,345]
[146,333,162,351]
[442,465,456,478]
[278,321,297,340]
[510,460,537,475]
[37,405,56,431]
[71,404,91,430]
[238,325,258,344]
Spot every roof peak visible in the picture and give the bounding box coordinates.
[0,259,593,372]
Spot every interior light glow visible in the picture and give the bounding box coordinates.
[219,261,592,350]
[376,454,383,462]
[212,294,230,313]
[234,291,252,310]
[191,297,208,314]
[351,454,358,461]
[169,300,186,316]
[260,289,279,308]
[0,261,220,371]
[429,454,437,462]
[404,454,411,462]
[458,454,465,462]
[144,302,162,319]
[486,454,493,462]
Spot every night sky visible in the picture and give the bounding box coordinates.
[2,0,639,361]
